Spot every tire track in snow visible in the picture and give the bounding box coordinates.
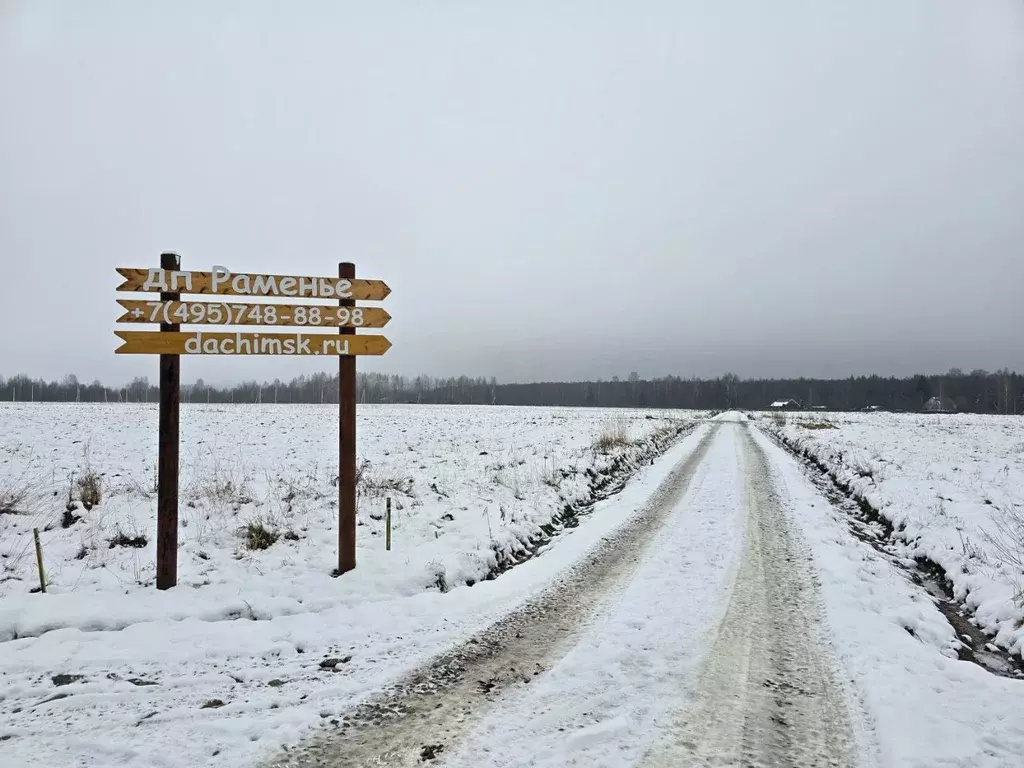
[438,416,745,767]
[644,422,857,768]
[271,425,720,768]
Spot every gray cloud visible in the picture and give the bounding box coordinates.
[2,0,1023,384]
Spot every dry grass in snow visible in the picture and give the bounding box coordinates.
[0,403,698,640]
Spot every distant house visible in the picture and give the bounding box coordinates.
[861,405,882,412]
[810,405,828,411]
[924,396,957,414]
[768,399,802,411]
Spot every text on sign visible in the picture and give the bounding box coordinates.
[115,266,390,300]
[116,300,390,328]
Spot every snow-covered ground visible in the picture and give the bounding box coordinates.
[5,405,1024,767]
[751,426,1024,767]
[444,419,746,767]
[754,411,1024,662]
[360,417,1024,767]
[0,403,691,640]
[443,419,1024,768]
[0,403,698,767]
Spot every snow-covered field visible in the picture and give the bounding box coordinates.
[755,410,1024,662]
[6,404,1024,767]
[0,403,694,637]
[0,403,698,767]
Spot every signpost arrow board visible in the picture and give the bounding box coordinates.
[116,267,390,301]
[115,259,389,589]
[115,330,392,356]
[116,299,391,328]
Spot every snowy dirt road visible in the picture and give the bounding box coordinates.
[644,424,857,768]
[275,419,863,767]
[273,425,721,767]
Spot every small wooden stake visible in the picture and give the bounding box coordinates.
[386,497,392,552]
[33,528,46,593]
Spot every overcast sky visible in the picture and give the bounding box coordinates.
[2,1,1023,384]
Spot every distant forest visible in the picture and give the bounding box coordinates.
[2,369,1023,414]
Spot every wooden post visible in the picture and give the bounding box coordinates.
[386,497,392,552]
[156,252,181,590]
[33,528,46,593]
[338,262,357,574]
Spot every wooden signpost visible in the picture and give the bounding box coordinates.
[115,256,392,589]
[157,253,180,590]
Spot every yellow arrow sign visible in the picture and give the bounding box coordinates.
[116,299,391,328]
[115,331,392,356]
[116,267,391,301]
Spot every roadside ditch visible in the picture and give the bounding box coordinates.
[481,418,699,584]
[757,422,1024,680]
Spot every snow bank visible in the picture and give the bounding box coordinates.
[752,428,1024,767]
[754,411,1024,660]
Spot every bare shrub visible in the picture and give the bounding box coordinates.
[593,418,632,453]
[0,465,43,517]
[772,412,788,429]
[353,459,369,488]
[61,506,82,528]
[539,459,560,489]
[986,506,1024,606]
[209,476,253,506]
[0,471,45,578]
[648,420,685,443]
[77,471,102,510]
[0,479,31,516]
[490,464,526,500]
[242,519,279,551]
[275,463,327,507]
[958,530,986,563]
[109,530,148,549]
[357,462,415,498]
[850,457,875,480]
[183,448,255,512]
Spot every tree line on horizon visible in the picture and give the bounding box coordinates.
[1,368,1022,414]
